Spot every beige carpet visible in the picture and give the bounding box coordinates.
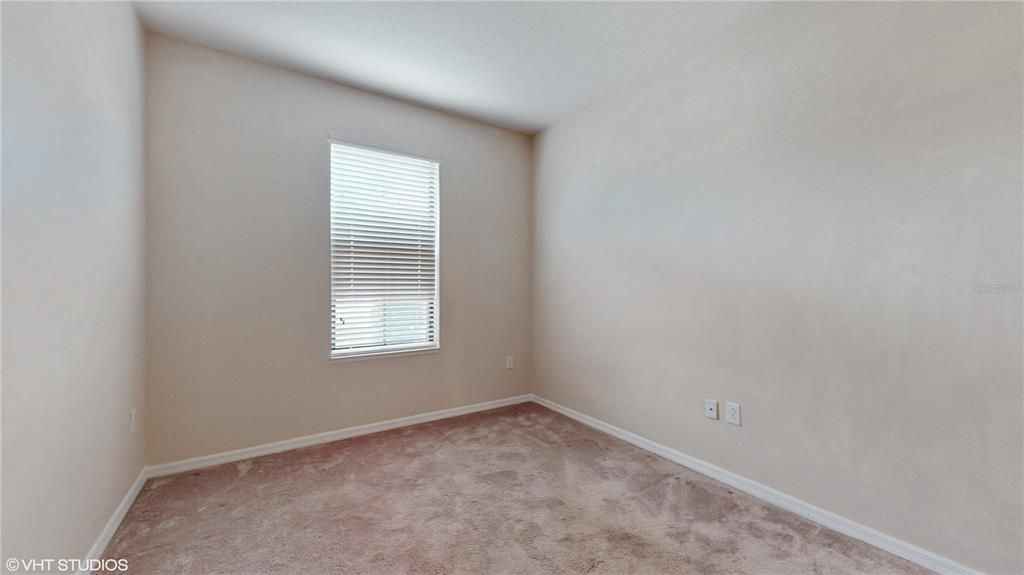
[106,403,932,574]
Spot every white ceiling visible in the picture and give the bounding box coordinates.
[136,2,757,133]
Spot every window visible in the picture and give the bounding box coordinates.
[329,140,439,359]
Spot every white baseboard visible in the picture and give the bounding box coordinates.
[80,468,147,574]
[529,394,982,575]
[147,394,533,477]
[83,394,535,565]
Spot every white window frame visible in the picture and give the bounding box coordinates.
[328,137,441,360]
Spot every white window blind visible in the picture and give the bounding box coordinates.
[330,140,439,358]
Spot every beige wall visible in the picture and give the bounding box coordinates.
[1,1,146,562]
[533,3,1022,574]
[144,34,533,464]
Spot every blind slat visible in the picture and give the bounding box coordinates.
[332,145,436,170]
[329,206,434,226]
[331,229,436,243]
[330,165,438,188]
[331,215,435,232]
[332,197,437,219]
[331,181,438,203]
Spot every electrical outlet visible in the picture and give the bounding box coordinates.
[505,355,514,369]
[725,402,741,426]
[704,399,718,420]
[129,409,137,435]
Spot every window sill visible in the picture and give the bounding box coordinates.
[330,344,440,363]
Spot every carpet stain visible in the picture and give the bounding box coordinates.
[235,460,253,478]
[105,403,935,575]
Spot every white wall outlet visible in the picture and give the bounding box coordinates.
[505,355,514,369]
[704,399,718,420]
[725,402,741,426]
[129,408,138,435]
